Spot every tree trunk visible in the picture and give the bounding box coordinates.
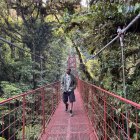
[74,45,92,81]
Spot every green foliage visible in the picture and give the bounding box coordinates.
[0,137,6,140]
[0,1,139,139]
[85,59,100,81]
[61,1,140,102]
[132,132,140,140]
[0,98,6,102]
[17,124,41,140]
[1,81,22,98]
[0,0,70,96]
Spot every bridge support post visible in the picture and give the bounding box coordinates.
[22,95,26,140]
[42,88,45,133]
[52,91,54,113]
[104,96,107,140]
[57,84,60,105]
[119,31,130,138]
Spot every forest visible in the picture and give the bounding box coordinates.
[0,0,140,139]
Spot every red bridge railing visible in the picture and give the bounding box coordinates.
[78,79,140,140]
[0,82,60,140]
[1,79,140,140]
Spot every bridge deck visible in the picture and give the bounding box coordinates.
[40,89,97,140]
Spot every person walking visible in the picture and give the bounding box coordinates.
[61,68,77,117]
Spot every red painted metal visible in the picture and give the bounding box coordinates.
[41,88,45,134]
[22,95,26,140]
[0,79,140,140]
[0,82,60,140]
[40,89,97,140]
[1,54,140,140]
[104,97,107,140]
[78,79,140,140]
[42,54,98,139]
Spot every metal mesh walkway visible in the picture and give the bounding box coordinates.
[40,89,97,140]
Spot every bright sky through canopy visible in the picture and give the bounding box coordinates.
[42,0,88,7]
[80,0,88,7]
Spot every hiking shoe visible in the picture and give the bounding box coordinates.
[65,103,69,112]
[70,110,73,117]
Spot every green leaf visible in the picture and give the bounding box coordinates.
[0,98,6,102]
[116,108,121,114]
[0,137,6,140]
[129,121,133,128]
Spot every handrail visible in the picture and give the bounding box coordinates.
[79,79,140,109]
[78,79,140,140]
[0,81,61,140]
[0,81,59,105]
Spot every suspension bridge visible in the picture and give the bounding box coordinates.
[0,14,140,140]
[0,54,140,140]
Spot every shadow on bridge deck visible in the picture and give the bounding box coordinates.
[40,89,97,140]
